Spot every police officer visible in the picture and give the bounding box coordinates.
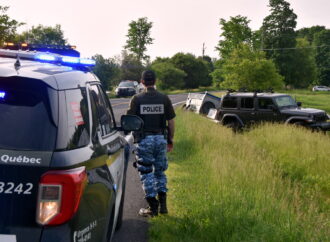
[127,70,175,217]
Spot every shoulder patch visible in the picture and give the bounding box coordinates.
[140,104,164,114]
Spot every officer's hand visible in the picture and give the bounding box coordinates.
[167,143,174,152]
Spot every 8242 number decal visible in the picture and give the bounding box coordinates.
[0,182,33,195]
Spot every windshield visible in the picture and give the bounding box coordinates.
[118,81,135,87]
[274,95,297,108]
[0,77,57,151]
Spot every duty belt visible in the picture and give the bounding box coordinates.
[144,131,164,136]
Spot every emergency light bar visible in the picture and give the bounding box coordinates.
[3,42,80,57]
[0,49,95,68]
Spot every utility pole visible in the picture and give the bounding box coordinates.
[202,42,206,59]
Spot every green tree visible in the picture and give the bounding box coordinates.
[199,55,214,72]
[314,30,330,86]
[125,17,153,62]
[0,6,23,44]
[119,50,145,81]
[221,44,284,90]
[210,59,225,88]
[216,15,253,58]
[171,53,211,88]
[296,26,326,45]
[290,38,317,88]
[261,0,297,86]
[151,61,186,90]
[18,24,67,45]
[93,54,120,90]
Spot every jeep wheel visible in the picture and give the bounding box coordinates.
[225,120,241,132]
[200,102,215,115]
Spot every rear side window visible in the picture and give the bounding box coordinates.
[222,97,238,109]
[65,88,90,149]
[56,88,90,150]
[0,77,57,151]
[241,98,254,109]
[258,98,274,110]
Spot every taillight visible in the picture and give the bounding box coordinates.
[36,167,87,226]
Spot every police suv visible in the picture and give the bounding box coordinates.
[0,43,143,242]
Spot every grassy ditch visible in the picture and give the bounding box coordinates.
[149,110,330,242]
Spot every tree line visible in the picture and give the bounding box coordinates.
[1,0,330,90]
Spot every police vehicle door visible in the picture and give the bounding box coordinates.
[88,84,125,218]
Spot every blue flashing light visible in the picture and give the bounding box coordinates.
[32,52,94,68]
[0,91,6,99]
[80,58,96,66]
[35,54,56,62]
[62,56,79,64]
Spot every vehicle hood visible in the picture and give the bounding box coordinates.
[281,107,326,116]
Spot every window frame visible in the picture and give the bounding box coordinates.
[222,96,238,109]
[240,97,255,110]
[257,98,275,110]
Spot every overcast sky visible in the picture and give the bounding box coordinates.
[2,0,329,60]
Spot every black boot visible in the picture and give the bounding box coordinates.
[158,192,168,214]
[139,197,159,217]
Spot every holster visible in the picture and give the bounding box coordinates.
[133,128,169,144]
[133,131,145,143]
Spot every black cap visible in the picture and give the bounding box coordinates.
[141,70,156,83]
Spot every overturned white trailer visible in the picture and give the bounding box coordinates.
[184,92,221,115]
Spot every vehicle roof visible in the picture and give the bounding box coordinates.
[224,92,288,98]
[0,56,99,90]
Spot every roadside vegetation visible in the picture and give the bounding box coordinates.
[149,107,329,241]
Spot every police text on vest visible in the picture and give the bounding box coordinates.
[140,104,164,114]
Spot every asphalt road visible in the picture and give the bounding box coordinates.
[112,93,187,242]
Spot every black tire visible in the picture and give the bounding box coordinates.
[225,120,241,132]
[200,102,215,115]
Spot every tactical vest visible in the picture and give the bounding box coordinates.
[134,91,167,133]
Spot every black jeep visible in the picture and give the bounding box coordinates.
[216,91,330,131]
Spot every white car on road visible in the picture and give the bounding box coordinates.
[312,86,330,91]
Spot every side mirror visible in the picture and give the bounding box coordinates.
[297,102,302,107]
[121,115,144,132]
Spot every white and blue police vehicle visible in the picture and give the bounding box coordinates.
[0,43,143,242]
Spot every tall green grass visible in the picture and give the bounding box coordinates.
[149,110,329,242]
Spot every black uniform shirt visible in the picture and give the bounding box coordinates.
[127,87,176,132]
